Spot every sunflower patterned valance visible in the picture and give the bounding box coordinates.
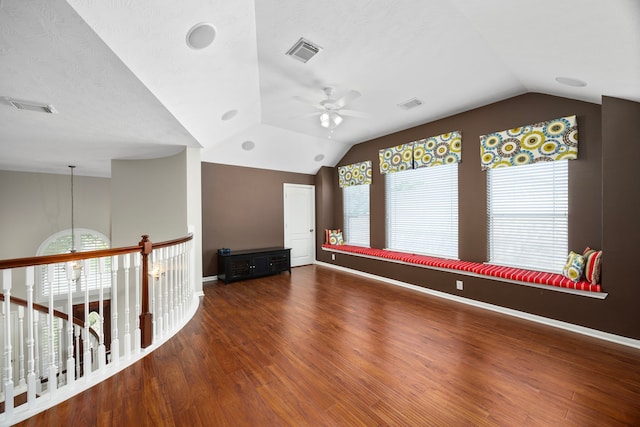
[378,131,462,175]
[378,142,413,174]
[480,115,578,170]
[338,160,372,188]
[413,131,462,169]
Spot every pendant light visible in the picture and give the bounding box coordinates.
[68,165,82,280]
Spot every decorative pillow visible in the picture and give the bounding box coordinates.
[563,251,586,282]
[583,247,602,285]
[325,229,341,244]
[328,230,344,245]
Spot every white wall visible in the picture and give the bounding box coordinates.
[111,152,187,247]
[0,170,111,299]
[0,170,111,260]
[186,147,203,292]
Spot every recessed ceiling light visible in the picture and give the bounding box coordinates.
[242,140,255,151]
[555,76,587,87]
[221,109,238,121]
[314,154,325,162]
[186,23,216,50]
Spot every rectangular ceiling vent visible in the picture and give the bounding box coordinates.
[398,97,424,110]
[286,37,322,63]
[6,97,57,114]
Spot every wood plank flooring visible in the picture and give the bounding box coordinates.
[15,265,640,426]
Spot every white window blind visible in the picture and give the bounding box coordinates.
[343,184,370,247]
[38,228,112,299]
[487,161,568,273]
[386,164,458,258]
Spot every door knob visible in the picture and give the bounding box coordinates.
[309,229,314,232]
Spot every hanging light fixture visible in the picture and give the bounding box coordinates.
[68,165,82,281]
[320,111,343,129]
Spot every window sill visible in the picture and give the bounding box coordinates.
[322,245,607,300]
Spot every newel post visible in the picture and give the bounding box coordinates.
[139,235,153,348]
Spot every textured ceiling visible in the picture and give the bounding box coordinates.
[1,0,639,177]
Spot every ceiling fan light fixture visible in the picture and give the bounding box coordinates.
[320,112,342,129]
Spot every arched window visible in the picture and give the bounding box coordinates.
[37,228,112,300]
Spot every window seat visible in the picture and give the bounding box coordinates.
[321,244,603,294]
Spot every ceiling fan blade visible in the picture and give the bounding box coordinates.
[292,111,322,119]
[293,95,323,109]
[335,90,361,108]
[339,109,369,118]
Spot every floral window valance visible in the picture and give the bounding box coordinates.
[338,160,372,188]
[480,115,578,170]
[413,132,462,169]
[378,143,413,174]
[378,131,462,175]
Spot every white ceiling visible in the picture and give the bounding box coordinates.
[1,0,639,177]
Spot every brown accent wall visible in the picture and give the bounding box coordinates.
[315,93,640,340]
[601,96,640,337]
[201,163,314,277]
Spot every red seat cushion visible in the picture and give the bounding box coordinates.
[322,244,601,292]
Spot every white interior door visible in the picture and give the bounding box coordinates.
[284,183,315,267]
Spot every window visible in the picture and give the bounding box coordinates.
[386,164,458,258]
[37,228,111,299]
[343,184,370,246]
[487,161,568,273]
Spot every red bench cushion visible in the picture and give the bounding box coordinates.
[322,244,601,293]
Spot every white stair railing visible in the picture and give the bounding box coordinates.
[0,234,197,426]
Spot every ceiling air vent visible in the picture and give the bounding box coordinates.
[5,97,57,114]
[286,38,322,63]
[397,97,423,110]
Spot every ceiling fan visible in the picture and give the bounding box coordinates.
[294,87,368,132]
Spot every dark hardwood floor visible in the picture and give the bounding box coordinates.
[16,265,640,426]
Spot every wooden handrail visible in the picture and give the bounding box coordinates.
[0,293,99,341]
[151,233,193,250]
[0,233,193,270]
[0,233,194,350]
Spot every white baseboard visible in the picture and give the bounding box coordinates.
[315,261,640,350]
[203,275,217,283]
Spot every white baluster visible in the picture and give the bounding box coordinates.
[169,246,175,330]
[111,255,119,365]
[151,251,158,340]
[176,245,183,319]
[98,258,106,371]
[56,317,63,387]
[82,259,91,377]
[65,261,75,387]
[123,253,131,359]
[182,244,189,314]
[33,311,40,384]
[0,303,4,395]
[47,264,57,395]
[18,306,25,388]
[163,247,169,334]
[2,270,14,416]
[25,266,36,406]
[134,252,141,353]
[74,325,81,380]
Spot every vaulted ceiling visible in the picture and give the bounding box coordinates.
[1,0,639,177]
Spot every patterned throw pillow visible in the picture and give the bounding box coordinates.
[563,251,586,282]
[325,229,341,244]
[583,247,602,285]
[328,230,344,245]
